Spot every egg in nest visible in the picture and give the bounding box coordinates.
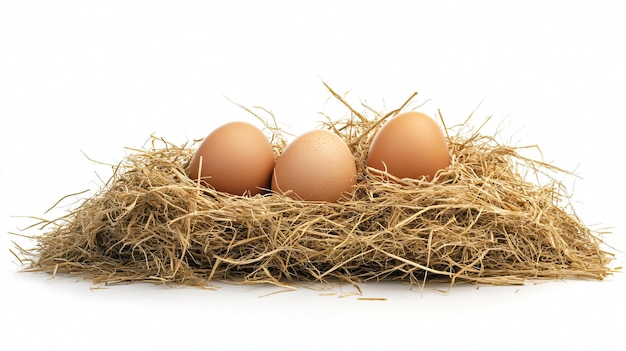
[271,129,357,202]
[367,111,449,181]
[188,121,275,196]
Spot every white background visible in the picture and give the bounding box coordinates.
[2,1,625,350]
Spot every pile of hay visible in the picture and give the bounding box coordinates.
[13,87,616,289]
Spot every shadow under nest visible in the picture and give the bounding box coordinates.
[13,88,616,290]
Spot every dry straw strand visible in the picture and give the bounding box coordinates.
[12,84,617,290]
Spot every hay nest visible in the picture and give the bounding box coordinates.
[12,86,616,289]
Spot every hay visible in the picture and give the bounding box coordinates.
[12,86,617,289]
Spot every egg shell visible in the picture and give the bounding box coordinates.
[367,111,450,181]
[188,121,275,196]
[271,129,357,202]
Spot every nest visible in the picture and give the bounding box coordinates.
[12,86,617,289]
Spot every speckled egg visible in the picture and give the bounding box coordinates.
[271,129,357,202]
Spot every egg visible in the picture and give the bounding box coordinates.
[188,121,275,196]
[367,111,449,181]
[271,130,357,202]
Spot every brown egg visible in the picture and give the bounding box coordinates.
[188,121,275,196]
[271,130,357,202]
[367,111,449,181]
